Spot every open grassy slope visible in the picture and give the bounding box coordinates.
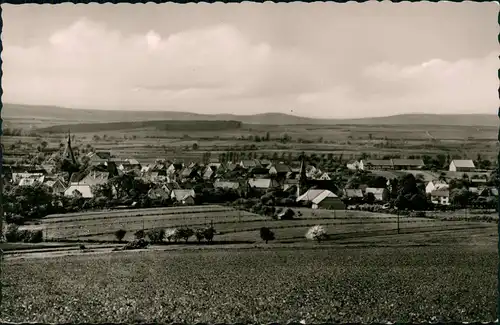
[2,244,496,323]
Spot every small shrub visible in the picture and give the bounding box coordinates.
[27,230,43,243]
[165,228,179,242]
[195,229,205,243]
[260,227,275,244]
[115,229,127,242]
[306,225,328,243]
[134,229,145,240]
[123,239,149,250]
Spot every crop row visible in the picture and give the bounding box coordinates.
[47,217,474,240]
[43,207,235,224]
[43,204,227,219]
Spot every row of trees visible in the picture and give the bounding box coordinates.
[115,226,217,245]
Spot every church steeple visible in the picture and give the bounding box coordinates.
[62,129,77,165]
[297,152,307,197]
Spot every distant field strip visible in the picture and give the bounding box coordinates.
[43,205,228,219]
[43,207,238,224]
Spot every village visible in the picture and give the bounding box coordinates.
[4,131,498,228]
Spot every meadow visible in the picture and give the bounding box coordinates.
[3,119,498,164]
[38,205,497,245]
[1,244,496,323]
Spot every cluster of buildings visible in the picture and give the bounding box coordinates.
[3,133,497,209]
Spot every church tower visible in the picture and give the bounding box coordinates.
[62,130,77,166]
[297,153,307,198]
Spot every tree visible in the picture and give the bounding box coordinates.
[115,229,127,242]
[306,225,328,243]
[192,143,199,150]
[147,228,165,244]
[177,227,194,243]
[134,229,145,240]
[195,229,205,243]
[204,226,216,243]
[450,188,470,208]
[364,192,376,204]
[260,227,275,244]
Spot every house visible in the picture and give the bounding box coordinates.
[44,178,67,194]
[425,180,449,194]
[19,175,45,187]
[318,172,331,181]
[311,190,345,210]
[64,183,94,199]
[87,151,112,166]
[359,159,393,171]
[180,167,200,180]
[259,159,272,168]
[12,173,44,185]
[305,165,318,178]
[365,187,389,202]
[81,171,109,186]
[161,182,181,196]
[346,161,361,171]
[41,164,56,175]
[268,163,292,176]
[239,160,260,169]
[392,159,425,170]
[214,181,240,190]
[297,189,345,210]
[283,179,299,191]
[208,162,223,170]
[248,167,270,178]
[343,188,364,201]
[202,166,216,180]
[430,189,450,206]
[148,187,170,200]
[449,160,475,172]
[171,189,196,205]
[248,178,280,191]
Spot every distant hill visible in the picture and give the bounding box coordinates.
[2,103,497,127]
[39,120,242,133]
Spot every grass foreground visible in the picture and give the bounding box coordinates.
[1,244,496,323]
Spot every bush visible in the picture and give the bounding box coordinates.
[195,229,205,243]
[5,225,43,243]
[122,239,149,250]
[115,229,127,242]
[203,226,216,243]
[260,227,275,244]
[177,227,194,243]
[134,229,145,240]
[165,228,179,242]
[147,228,165,244]
[25,230,43,243]
[5,224,20,242]
[306,225,328,243]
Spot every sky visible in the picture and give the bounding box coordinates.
[2,2,498,118]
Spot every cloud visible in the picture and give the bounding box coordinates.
[2,17,497,117]
[295,53,498,118]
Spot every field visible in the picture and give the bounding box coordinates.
[3,120,499,164]
[1,244,496,323]
[37,205,497,245]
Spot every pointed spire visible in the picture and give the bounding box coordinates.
[62,129,77,166]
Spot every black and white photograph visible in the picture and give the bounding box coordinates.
[0,2,498,323]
